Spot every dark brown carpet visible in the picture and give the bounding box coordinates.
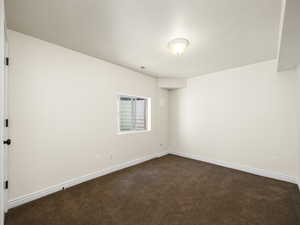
[6,154,300,225]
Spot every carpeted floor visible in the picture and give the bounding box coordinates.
[5,154,300,225]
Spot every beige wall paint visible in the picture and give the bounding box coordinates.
[8,30,168,200]
[169,60,300,179]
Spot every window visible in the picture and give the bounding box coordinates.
[118,95,150,133]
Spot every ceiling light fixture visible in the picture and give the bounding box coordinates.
[168,38,190,56]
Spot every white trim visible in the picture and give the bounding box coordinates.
[117,93,151,134]
[117,93,151,100]
[8,152,168,209]
[7,151,299,210]
[117,130,151,135]
[170,152,298,184]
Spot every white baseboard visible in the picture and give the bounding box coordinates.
[8,151,298,209]
[171,152,298,184]
[8,151,168,209]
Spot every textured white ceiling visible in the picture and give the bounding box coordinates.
[5,0,282,77]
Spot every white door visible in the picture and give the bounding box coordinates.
[0,0,8,224]
[3,32,8,215]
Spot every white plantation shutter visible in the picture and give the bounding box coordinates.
[120,97,133,131]
[135,99,146,130]
[119,96,147,131]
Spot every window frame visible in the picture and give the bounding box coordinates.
[117,93,151,135]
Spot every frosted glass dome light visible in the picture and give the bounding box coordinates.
[168,38,190,55]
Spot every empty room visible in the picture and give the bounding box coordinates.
[1,0,300,224]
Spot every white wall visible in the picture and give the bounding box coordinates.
[159,89,169,149]
[7,29,300,204]
[169,60,300,179]
[158,78,187,89]
[8,30,168,200]
[296,64,300,181]
[277,0,300,71]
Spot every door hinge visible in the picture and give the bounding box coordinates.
[5,119,8,127]
[5,57,9,66]
[4,180,8,189]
